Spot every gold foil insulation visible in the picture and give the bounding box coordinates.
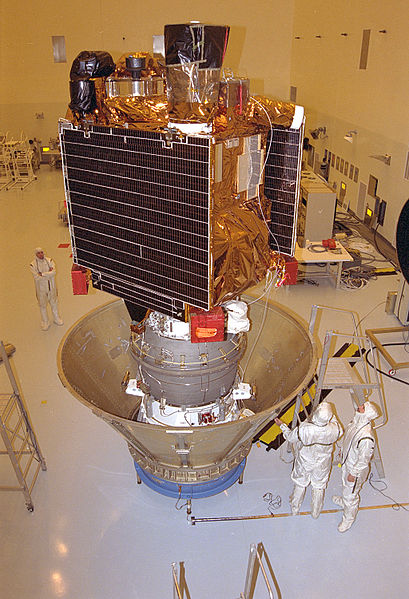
[248,96,295,129]
[211,134,285,304]
[213,96,296,138]
[212,203,271,304]
[69,52,296,133]
[66,53,298,307]
[104,96,169,130]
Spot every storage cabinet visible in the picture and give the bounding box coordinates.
[297,170,337,247]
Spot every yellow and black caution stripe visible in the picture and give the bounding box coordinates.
[254,343,360,451]
[372,267,397,276]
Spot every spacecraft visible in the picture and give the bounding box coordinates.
[58,23,316,503]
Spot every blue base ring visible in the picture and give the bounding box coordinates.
[134,459,246,499]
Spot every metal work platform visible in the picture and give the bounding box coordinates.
[0,341,46,511]
[290,305,387,478]
[366,326,409,375]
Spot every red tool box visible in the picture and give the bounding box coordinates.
[190,307,226,343]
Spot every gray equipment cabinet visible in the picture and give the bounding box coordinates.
[297,170,337,247]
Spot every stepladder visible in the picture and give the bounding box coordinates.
[291,305,387,478]
[0,341,47,511]
[171,542,279,598]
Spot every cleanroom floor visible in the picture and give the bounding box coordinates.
[0,169,408,599]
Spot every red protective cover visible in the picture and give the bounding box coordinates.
[283,256,298,285]
[71,264,89,295]
[190,307,225,343]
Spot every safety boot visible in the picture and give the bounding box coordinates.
[311,487,325,519]
[338,518,354,533]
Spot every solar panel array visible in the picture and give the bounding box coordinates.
[60,124,211,318]
[264,126,303,256]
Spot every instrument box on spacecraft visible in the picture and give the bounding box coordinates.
[71,264,89,295]
[190,306,226,343]
[283,255,298,285]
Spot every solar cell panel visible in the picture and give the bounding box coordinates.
[264,126,303,256]
[60,123,210,318]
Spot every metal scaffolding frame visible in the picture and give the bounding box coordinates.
[8,135,36,190]
[0,134,14,191]
[0,133,36,191]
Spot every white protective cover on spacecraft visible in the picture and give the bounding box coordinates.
[224,300,250,333]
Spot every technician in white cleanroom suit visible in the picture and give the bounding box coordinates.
[275,402,342,518]
[30,248,63,331]
[333,401,379,533]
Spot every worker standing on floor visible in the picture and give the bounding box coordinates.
[275,401,342,518]
[333,401,379,533]
[30,247,63,331]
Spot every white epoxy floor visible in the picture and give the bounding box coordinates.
[0,170,408,598]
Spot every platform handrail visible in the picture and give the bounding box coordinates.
[309,304,361,338]
[366,342,387,429]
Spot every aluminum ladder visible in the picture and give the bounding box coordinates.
[171,543,279,598]
[0,341,47,511]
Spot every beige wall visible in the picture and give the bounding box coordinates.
[291,0,409,244]
[0,0,294,140]
[2,0,407,246]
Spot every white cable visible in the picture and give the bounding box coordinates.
[251,97,273,181]
[257,190,281,254]
[250,97,283,254]
[157,407,180,417]
[247,268,276,305]
[184,413,193,426]
[242,98,289,374]
[242,276,274,377]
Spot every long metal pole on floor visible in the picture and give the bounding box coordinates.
[190,502,409,524]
